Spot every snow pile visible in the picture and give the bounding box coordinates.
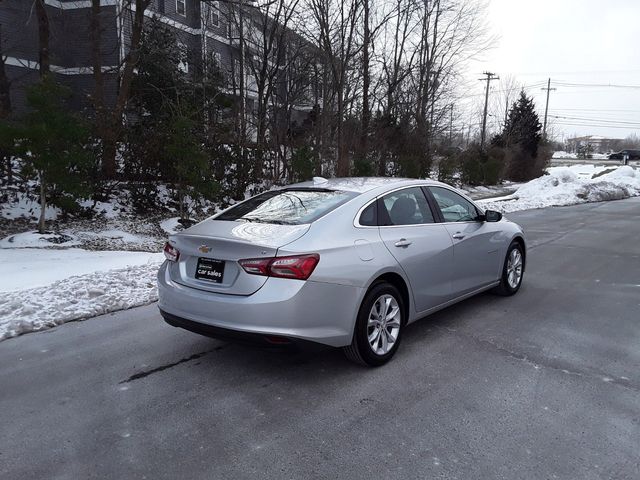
[479,166,640,213]
[547,164,613,179]
[552,151,577,159]
[0,262,162,341]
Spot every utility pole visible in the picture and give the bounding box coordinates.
[479,72,499,149]
[541,78,556,141]
[449,104,454,145]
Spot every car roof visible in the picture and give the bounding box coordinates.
[285,176,444,194]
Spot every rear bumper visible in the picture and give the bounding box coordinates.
[157,262,363,347]
[160,310,314,347]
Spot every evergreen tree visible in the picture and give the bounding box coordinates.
[165,114,218,221]
[493,91,545,181]
[0,76,91,233]
[124,19,227,214]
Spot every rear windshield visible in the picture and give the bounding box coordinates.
[215,189,358,225]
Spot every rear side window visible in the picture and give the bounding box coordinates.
[359,202,377,226]
[379,187,435,226]
[215,189,357,225]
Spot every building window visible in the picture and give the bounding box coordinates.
[176,0,186,16]
[206,1,219,27]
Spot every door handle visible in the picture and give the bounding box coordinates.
[452,232,465,240]
[394,238,412,247]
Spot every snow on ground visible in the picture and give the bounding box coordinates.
[0,248,163,292]
[77,229,158,249]
[552,151,611,161]
[552,151,578,159]
[0,248,163,340]
[0,231,80,248]
[478,165,640,213]
[1,191,60,220]
[0,262,162,341]
[159,217,182,235]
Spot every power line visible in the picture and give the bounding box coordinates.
[553,122,640,131]
[549,115,640,127]
[553,81,640,89]
[504,69,640,76]
[549,108,640,113]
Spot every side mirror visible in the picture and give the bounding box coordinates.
[484,209,502,222]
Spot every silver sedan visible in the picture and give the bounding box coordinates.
[158,177,526,366]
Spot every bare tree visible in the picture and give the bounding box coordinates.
[91,0,152,178]
[243,0,300,164]
[491,74,520,131]
[411,0,491,174]
[302,0,362,176]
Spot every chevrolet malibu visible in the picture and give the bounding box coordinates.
[158,177,526,366]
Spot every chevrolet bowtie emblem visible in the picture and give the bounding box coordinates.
[198,245,211,254]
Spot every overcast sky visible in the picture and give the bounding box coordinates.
[467,0,640,142]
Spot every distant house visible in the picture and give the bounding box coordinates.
[0,0,323,135]
[566,135,623,154]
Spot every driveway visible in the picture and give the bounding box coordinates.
[1,198,639,479]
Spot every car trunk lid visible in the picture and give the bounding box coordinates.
[167,220,310,295]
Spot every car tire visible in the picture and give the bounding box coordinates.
[343,282,405,367]
[492,241,524,296]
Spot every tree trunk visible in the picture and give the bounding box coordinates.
[0,25,13,184]
[34,1,50,226]
[0,26,11,118]
[360,0,371,170]
[100,0,151,178]
[38,172,47,234]
[90,0,105,113]
[35,0,50,77]
[336,87,347,176]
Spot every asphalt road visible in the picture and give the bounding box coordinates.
[1,199,640,480]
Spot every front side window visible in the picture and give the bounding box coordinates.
[379,187,434,226]
[430,187,480,222]
[215,189,357,225]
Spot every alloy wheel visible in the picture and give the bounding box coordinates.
[507,249,523,289]
[367,294,401,355]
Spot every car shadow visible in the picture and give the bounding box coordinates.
[134,291,506,389]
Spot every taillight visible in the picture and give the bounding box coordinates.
[163,242,180,262]
[239,254,319,280]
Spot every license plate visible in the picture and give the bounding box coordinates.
[195,258,225,283]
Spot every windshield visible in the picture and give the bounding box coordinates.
[215,189,358,225]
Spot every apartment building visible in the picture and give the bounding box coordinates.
[0,0,322,131]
